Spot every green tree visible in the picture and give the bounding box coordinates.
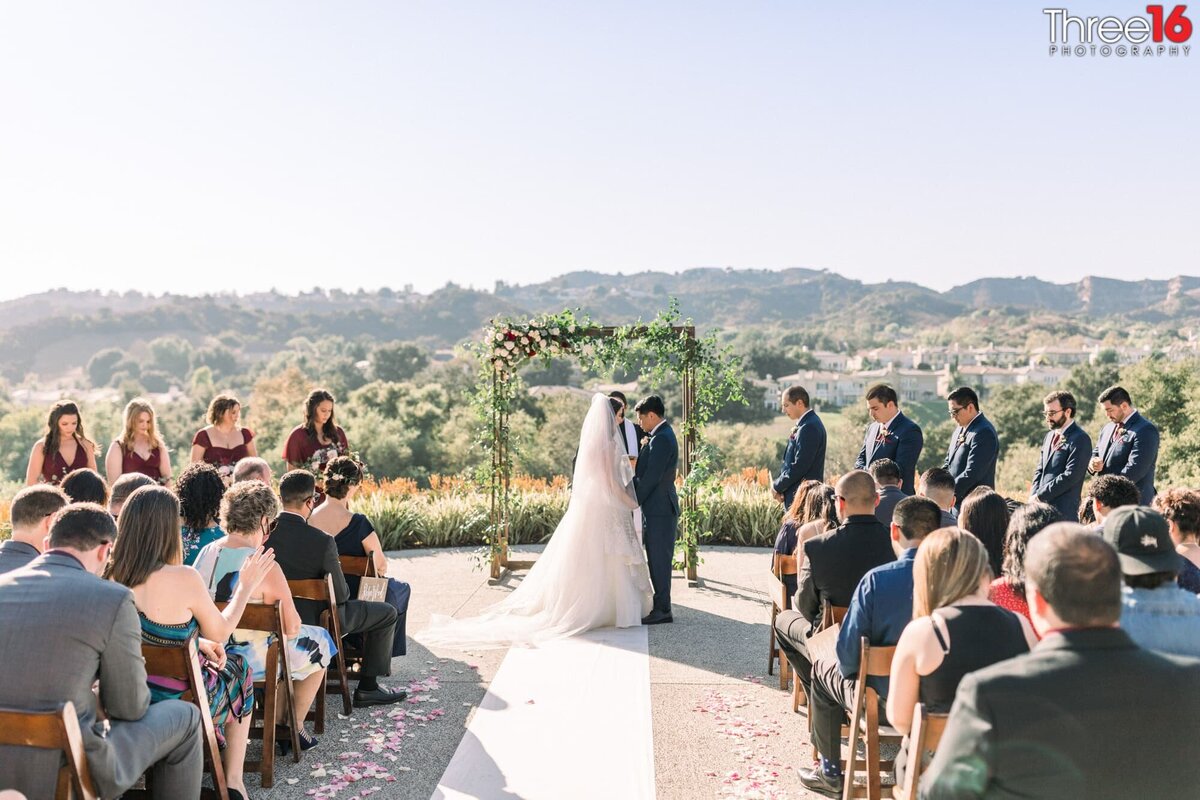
[147,336,194,379]
[87,348,126,387]
[372,342,429,382]
[0,406,45,481]
[985,383,1046,458]
[1064,349,1120,426]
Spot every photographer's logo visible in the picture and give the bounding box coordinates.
[1044,5,1192,56]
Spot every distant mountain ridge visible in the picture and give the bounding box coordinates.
[1,269,1197,382]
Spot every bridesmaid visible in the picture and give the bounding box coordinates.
[105,398,173,486]
[309,456,409,658]
[282,389,349,476]
[191,394,257,484]
[25,400,97,486]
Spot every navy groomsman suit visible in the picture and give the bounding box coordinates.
[772,409,827,510]
[944,413,999,506]
[1093,410,1160,505]
[1031,421,1092,522]
[635,421,680,616]
[854,412,924,495]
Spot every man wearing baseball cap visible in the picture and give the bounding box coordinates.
[1103,505,1200,659]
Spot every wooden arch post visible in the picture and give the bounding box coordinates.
[490,324,700,583]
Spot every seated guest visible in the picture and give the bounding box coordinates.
[106,486,272,800]
[957,486,1008,577]
[1153,487,1200,593]
[267,470,407,707]
[988,502,1060,624]
[193,481,337,753]
[1089,474,1139,529]
[176,462,227,566]
[870,459,906,526]
[1102,506,1200,658]
[769,479,823,600]
[798,497,942,796]
[233,456,272,485]
[60,467,109,506]
[795,485,840,572]
[887,528,1036,788]
[920,524,1200,800]
[110,472,155,521]
[918,468,958,529]
[773,471,894,704]
[0,504,201,799]
[0,485,68,575]
[310,457,412,659]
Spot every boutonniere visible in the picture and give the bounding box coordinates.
[956,431,967,447]
[875,428,891,445]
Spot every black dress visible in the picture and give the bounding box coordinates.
[335,513,410,658]
[921,605,1030,712]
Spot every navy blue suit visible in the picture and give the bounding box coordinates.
[854,412,924,495]
[943,413,999,506]
[1031,422,1092,522]
[772,410,826,509]
[635,421,680,615]
[1093,411,1160,505]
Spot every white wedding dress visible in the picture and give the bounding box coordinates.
[420,394,654,649]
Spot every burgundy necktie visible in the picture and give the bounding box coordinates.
[1050,432,1061,451]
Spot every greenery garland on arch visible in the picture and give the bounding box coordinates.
[470,300,745,579]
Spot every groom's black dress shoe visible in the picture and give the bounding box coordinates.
[641,610,673,625]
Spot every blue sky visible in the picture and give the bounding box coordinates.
[0,1,1195,299]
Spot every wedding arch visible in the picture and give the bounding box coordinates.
[472,302,745,581]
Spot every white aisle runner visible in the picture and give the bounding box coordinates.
[432,625,656,800]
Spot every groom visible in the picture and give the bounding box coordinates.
[633,395,679,625]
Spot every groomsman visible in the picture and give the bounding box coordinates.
[943,386,999,507]
[1030,390,1092,521]
[772,385,826,510]
[854,383,924,495]
[1089,385,1160,505]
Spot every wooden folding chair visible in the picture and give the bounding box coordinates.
[335,556,375,675]
[842,637,903,800]
[0,701,98,800]
[131,633,229,800]
[288,575,353,726]
[795,602,848,713]
[338,555,376,580]
[768,553,798,690]
[236,601,301,788]
[892,704,949,800]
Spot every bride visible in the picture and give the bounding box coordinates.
[420,393,653,649]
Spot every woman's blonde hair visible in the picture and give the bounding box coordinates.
[120,397,164,452]
[913,527,991,618]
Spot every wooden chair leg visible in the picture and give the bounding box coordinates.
[259,683,276,789]
[793,672,807,712]
[309,666,328,735]
[865,701,882,800]
[768,606,778,676]
[330,643,353,717]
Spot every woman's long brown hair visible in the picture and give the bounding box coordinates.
[105,485,184,587]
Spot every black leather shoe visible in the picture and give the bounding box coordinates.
[641,610,674,625]
[798,766,842,797]
[354,686,408,707]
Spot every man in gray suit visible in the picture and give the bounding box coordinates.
[0,485,67,575]
[920,524,1200,799]
[0,504,202,799]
